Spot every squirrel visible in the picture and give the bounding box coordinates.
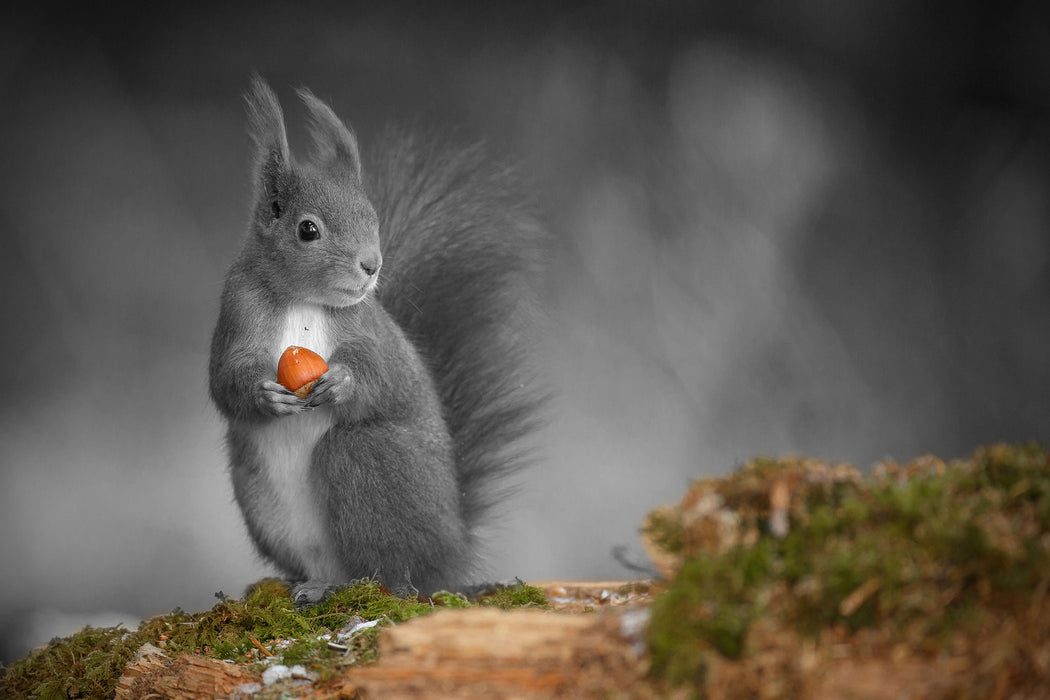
[209,76,545,604]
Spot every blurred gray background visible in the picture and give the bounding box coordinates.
[2,1,1048,662]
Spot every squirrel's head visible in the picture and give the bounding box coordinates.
[243,75,382,308]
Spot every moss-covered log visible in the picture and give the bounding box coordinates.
[645,443,1050,698]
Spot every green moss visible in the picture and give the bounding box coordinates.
[478,584,549,610]
[651,541,773,679]
[430,591,473,608]
[648,443,1050,691]
[0,625,140,700]
[644,507,686,554]
[1,578,549,698]
[304,579,435,624]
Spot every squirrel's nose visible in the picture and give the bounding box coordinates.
[360,253,382,277]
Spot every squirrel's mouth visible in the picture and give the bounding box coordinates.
[329,280,375,306]
[321,271,379,307]
[333,288,366,304]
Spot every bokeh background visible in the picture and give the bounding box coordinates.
[2,1,1048,662]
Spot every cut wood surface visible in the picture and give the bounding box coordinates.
[331,607,651,699]
[116,643,256,700]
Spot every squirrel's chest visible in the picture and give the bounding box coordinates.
[245,304,342,578]
[273,303,337,364]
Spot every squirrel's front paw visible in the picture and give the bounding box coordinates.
[303,364,354,407]
[255,379,305,416]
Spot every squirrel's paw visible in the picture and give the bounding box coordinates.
[291,579,336,607]
[303,364,353,408]
[256,379,305,416]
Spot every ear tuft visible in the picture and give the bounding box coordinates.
[244,74,291,205]
[245,75,290,168]
[297,87,362,181]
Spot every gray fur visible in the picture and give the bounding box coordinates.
[209,78,544,598]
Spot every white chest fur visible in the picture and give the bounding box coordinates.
[274,303,336,364]
[249,303,344,581]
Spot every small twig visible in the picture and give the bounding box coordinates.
[840,578,882,617]
[246,633,274,658]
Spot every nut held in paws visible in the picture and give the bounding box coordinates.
[277,345,329,398]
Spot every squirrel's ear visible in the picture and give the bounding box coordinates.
[297,87,362,182]
[245,75,291,212]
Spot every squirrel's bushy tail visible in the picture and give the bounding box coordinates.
[365,129,547,532]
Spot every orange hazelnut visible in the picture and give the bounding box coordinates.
[277,345,329,398]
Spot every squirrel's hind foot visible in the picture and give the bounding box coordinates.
[291,579,338,607]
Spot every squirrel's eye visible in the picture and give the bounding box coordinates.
[271,201,282,219]
[298,220,320,242]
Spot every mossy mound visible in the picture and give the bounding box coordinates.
[645,443,1050,698]
[0,579,548,699]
